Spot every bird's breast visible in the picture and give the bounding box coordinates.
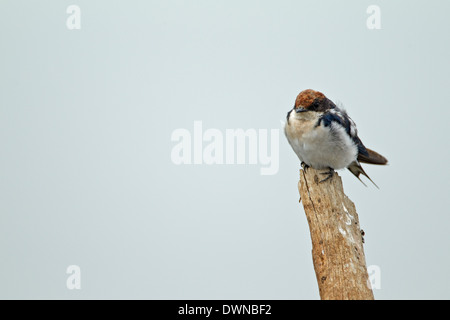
[285,112,357,169]
[285,112,320,146]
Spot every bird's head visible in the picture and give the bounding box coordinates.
[294,89,329,113]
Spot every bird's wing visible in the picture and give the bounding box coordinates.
[318,106,388,165]
[317,108,369,155]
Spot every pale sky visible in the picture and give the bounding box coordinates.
[1,0,449,299]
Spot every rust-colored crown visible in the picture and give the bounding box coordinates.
[295,89,326,108]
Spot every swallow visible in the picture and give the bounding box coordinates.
[284,89,388,187]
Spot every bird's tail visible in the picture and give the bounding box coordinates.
[347,161,379,188]
[357,148,388,165]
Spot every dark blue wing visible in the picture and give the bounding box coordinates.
[352,135,369,157]
[317,111,369,157]
[317,112,351,135]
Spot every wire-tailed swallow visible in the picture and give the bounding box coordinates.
[285,89,388,187]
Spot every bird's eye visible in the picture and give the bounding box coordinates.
[309,99,321,111]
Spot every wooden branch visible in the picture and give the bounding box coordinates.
[298,168,374,300]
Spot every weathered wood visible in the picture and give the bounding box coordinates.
[298,168,374,300]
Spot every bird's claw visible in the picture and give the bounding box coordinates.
[301,162,310,171]
[319,168,335,183]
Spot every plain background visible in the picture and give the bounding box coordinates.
[1,0,449,299]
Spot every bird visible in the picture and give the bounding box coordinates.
[284,89,388,187]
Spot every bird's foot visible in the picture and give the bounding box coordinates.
[319,167,335,183]
[301,162,310,171]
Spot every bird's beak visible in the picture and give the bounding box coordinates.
[295,107,308,113]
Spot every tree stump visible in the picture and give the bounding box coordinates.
[298,168,374,300]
